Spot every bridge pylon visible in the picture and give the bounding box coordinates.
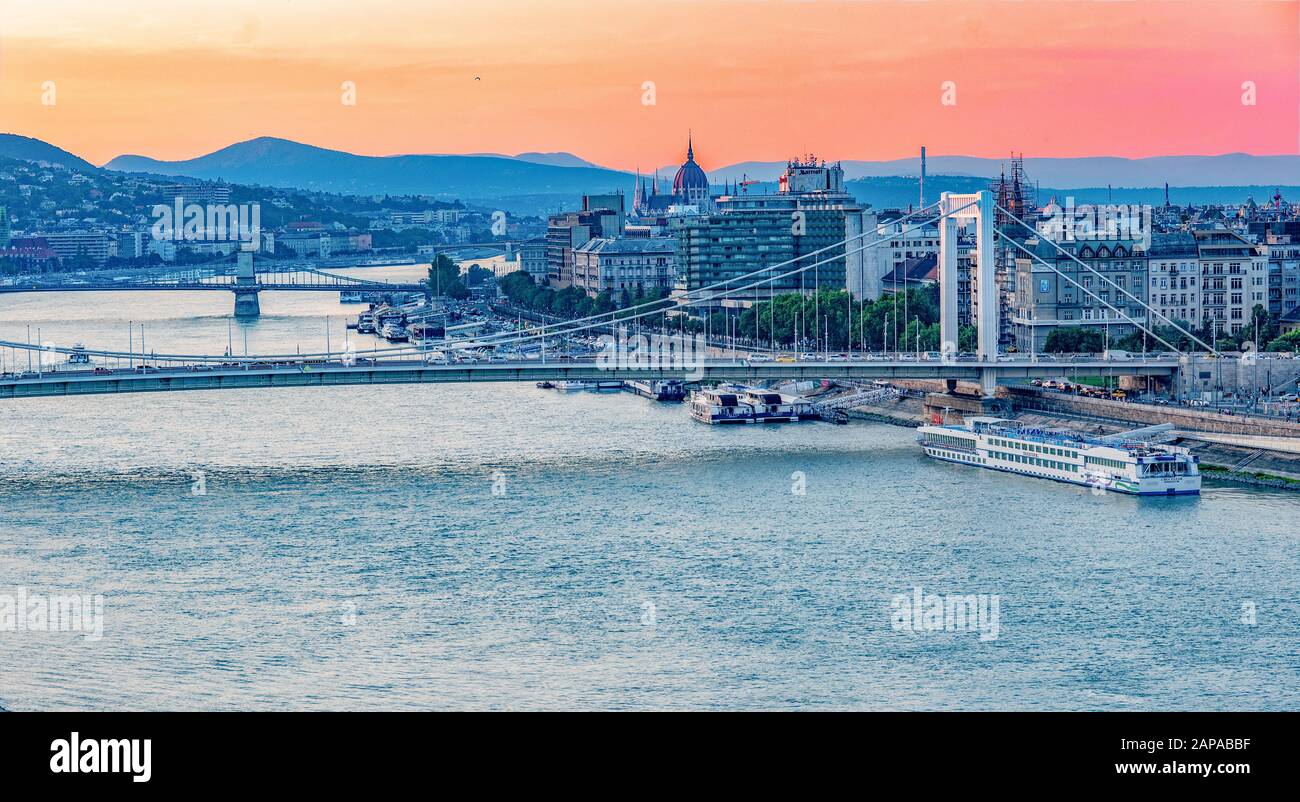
[939,190,997,396]
[233,251,261,318]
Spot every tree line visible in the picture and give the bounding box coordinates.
[497,271,978,351]
[1042,305,1300,353]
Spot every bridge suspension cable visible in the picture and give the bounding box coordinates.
[0,202,972,365]
[997,233,1185,356]
[994,204,1219,356]
[500,200,948,342]
[346,201,975,359]
[462,203,972,351]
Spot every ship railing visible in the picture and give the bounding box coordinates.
[986,424,1146,452]
[919,434,978,453]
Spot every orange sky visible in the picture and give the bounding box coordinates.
[1,0,1296,170]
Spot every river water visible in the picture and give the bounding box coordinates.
[1,266,1297,710]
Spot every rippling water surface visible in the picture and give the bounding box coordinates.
[2,271,1298,710]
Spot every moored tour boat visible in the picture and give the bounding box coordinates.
[916,415,1201,495]
[688,386,816,424]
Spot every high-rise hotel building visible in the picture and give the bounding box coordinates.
[673,157,875,313]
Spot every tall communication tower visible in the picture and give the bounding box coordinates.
[919,145,927,208]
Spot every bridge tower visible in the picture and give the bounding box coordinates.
[938,190,997,396]
[233,251,261,318]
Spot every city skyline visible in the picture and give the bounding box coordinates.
[3,0,1300,748]
[1,0,1296,168]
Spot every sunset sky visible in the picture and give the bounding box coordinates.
[1,0,1296,170]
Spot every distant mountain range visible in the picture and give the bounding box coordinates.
[100,137,633,200]
[93,136,1300,196]
[2,132,1296,214]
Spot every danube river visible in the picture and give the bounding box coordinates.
[1,268,1298,710]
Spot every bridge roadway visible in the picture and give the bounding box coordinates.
[0,281,426,293]
[0,358,1180,400]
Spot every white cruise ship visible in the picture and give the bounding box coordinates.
[916,416,1201,496]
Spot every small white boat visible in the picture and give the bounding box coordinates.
[626,379,686,401]
[553,380,595,392]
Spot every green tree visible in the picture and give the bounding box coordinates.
[1265,329,1300,353]
[427,254,468,299]
[1044,326,1105,354]
[1244,304,1278,350]
[464,264,494,287]
[957,324,978,353]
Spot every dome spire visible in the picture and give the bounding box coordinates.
[687,130,694,162]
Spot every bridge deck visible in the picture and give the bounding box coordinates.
[0,282,426,293]
[0,359,1179,400]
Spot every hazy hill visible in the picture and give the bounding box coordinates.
[104,137,634,199]
[0,133,98,171]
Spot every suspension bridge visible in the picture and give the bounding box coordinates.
[0,192,1214,401]
[0,252,426,317]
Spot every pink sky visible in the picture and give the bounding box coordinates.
[1,0,1296,169]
